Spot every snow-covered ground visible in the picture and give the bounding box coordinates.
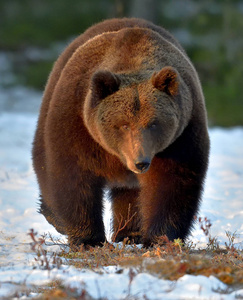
[0,87,243,299]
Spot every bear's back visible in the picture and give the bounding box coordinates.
[66,18,186,67]
[45,18,185,109]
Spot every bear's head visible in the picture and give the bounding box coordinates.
[83,66,192,174]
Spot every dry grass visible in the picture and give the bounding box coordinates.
[26,217,243,299]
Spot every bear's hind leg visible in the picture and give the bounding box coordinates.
[111,188,142,244]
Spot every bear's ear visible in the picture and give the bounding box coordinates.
[152,66,179,96]
[90,70,121,107]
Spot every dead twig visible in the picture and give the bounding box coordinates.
[112,203,137,243]
[28,228,50,270]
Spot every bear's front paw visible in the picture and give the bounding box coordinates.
[68,233,106,251]
[113,231,143,245]
[142,234,160,248]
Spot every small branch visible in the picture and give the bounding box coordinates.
[28,229,50,270]
[112,203,137,243]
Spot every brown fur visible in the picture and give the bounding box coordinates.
[33,18,210,247]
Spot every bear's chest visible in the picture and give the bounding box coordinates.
[106,171,139,189]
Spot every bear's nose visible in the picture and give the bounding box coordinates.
[135,160,150,172]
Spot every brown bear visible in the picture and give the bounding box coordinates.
[32,18,210,248]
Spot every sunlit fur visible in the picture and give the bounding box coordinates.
[33,18,210,248]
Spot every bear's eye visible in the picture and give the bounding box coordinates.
[121,124,130,130]
[148,121,158,130]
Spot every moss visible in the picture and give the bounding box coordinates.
[204,83,243,127]
[23,60,54,90]
[0,0,108,49]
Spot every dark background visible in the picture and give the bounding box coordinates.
[0,0,242,126]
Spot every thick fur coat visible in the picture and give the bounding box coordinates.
[32,18,210,247]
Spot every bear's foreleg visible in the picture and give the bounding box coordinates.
[111,188,142,244]
[39,197,66,234]
[46,169,106,249]
[138,157,204,246]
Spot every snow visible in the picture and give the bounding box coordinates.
[0,87,243,299]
